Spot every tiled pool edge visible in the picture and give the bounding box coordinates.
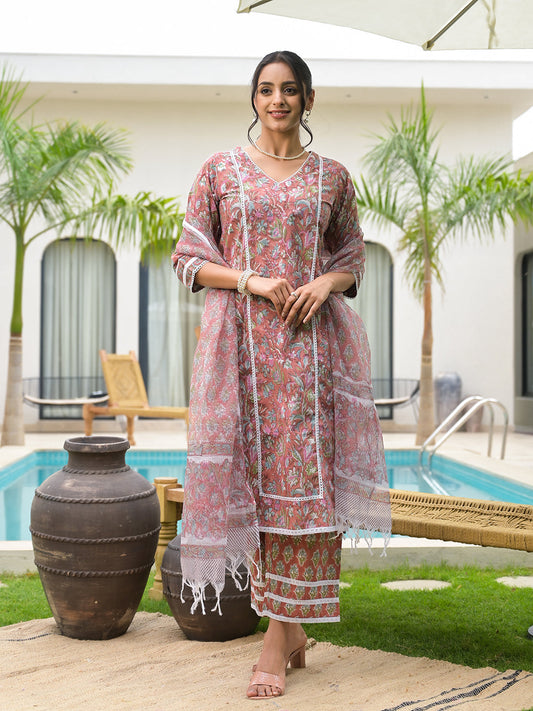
[0,445,38,471]
[2,538,531,575]
[0,543,36,574]
[341,538,532,570]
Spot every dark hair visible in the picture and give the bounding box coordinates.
[247,50,313,148]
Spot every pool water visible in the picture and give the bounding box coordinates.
[386,450,532,502]
[0,449,531,541]
[0,450,187,541]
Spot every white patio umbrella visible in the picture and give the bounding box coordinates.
[237,0,533,50]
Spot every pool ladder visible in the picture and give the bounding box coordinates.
[418,396,509,469]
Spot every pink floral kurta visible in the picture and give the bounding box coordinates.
[172,148,390,611]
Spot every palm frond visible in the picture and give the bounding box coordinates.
[512,170,533,224]
[63,191,184,258]
[1,119,133,236]
[28,122,131,207]
[398,214,444,300]
[363,85,443,202]
[0,65,41,212]
[353,174,407,231]
[355,84,533,305]
[437,156,533,248]
[0,64,37,128]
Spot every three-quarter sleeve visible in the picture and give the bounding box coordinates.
[172,157,222,292]
[323,165,365,299]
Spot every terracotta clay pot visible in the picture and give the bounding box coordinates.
[161,535,260,642]
[30,436,160,640]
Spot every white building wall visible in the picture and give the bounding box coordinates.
[0,88,518,429]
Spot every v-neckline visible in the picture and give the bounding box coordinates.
[240,147,314,186]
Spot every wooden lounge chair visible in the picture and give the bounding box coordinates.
[82,350,188,445]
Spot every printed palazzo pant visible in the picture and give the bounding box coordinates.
[250,532,342,623]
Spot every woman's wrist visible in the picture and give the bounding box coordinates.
[312,273,336,296]
[237,268,258,296]
[319,272,355,294]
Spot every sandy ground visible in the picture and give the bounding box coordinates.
[1,612,532,711]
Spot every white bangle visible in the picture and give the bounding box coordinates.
[237,268,258,296]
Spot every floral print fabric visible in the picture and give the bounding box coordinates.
[251,532,342,623]
[172,148,390,614]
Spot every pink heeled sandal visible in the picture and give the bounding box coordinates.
[287,644,306,669]
[247,644,306,700]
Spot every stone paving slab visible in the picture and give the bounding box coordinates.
[381,579,452,591]
[496,575,533,588]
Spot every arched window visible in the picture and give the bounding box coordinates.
[349,241,393,415]
[523,251,533,397]
[41,239,116,418]
[139,257,205,407]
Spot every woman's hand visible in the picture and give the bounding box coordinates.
[281,272,355,327]
[246,275,294,317]
[246,271,355,325]
[195,265,294,317]
[281,274,335,327]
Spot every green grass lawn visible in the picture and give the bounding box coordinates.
[312,563,533,674]
[1,563,532,674]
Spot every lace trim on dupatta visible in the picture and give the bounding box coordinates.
[229,150,266,505]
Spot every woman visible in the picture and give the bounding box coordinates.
[172,50,390,701]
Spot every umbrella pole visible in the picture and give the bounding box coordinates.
[424,0,480,49]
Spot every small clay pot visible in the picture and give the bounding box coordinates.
[161,535,260,642]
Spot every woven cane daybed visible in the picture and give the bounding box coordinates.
[148,482,533,600]
[389,490,533,552]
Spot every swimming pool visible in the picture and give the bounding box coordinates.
[0,449,531,541]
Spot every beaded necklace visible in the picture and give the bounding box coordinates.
[251,139,306,161]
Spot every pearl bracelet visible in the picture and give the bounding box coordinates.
[237,268,258,296]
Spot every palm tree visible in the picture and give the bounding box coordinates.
[0,67,183,446]
[354,86,533,445]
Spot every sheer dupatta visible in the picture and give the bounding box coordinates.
[321,205,391,543]
[172,214,260,613]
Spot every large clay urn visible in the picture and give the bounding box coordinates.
[30,436,160,640]
[161,534,260,642]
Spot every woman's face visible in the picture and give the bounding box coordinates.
[254,61,314,136]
